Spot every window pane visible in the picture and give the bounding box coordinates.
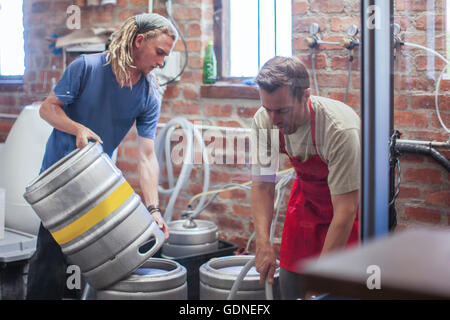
[229,0,259,77]
[259,0,276,68]
[228,0,292,78]
[276,0,292,57]
[0,0,25,76]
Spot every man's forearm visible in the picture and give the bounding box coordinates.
[320,211,357,256]
[251,179,276,245]
[139,153,160,207]
[321,190,359,257]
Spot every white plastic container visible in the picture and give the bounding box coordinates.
[0,104,52,235]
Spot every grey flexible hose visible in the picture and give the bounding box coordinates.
[155,118,210,222]
[344,59,353,104]
[227,170,294,300]
[310,50,320,95]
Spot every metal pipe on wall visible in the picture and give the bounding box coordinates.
[360,0,393,242]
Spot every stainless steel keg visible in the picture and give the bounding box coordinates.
[161,218,218,258]
[23,142,165,289]
[199,255,280,300]
[96,258,187,300]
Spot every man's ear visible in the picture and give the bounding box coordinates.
[303,88,311,100]
[134,33,145,49]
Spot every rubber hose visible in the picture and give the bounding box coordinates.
[395,142,450,172]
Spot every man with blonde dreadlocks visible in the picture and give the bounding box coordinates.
[27,13,177,300]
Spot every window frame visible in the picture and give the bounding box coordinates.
[0,0,25,83]
[213,0,292,81]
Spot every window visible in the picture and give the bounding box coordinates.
[0,0,25,79]
[215,0,292,79]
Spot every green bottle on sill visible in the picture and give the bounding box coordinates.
[203,40,217,84]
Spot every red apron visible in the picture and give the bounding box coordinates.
[279,100,359,273]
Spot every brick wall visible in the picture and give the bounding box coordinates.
[0,0,448,253]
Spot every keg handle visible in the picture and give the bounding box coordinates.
[137,222,166,257]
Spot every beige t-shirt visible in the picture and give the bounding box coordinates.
[251,95,361,195]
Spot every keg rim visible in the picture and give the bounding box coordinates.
[24,142,99,196]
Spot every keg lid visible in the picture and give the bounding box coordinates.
[167,219,218,245]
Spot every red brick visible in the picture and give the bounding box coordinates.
[316,74,349,88]
[173,100,200,114]
[403,206,441,223]
[232,204,252,218]
[237,106,259,118]
[416,55,447,72]
[173,7,202,21]
[294,17,328,33]
[425,190,450,207]
[293,1,308,15]
[406,130,448,142]
[415,14,444,31]
[163,85,180,99]
[204,105,233,117]
[187,23,202,37]
[185,39,202,52]
[216,120,242,128]
[180,70,203,83]
[118,9,142,20]
[403,168,442,184]
[328,92,359,108]
[310,0,345,13]
[0,96,17,107]
[431,113,450,130]
[394,111,428,128]
[394,94,408,109]
[398,186,421,199]
[329,17,360,32]
[298,53,327,70]
[219,188,248,201]
[129,0,148,6]
[405,0,429,11]
[330,55,359,71]
[216,215,245,233]
[210,170,231,183]
[187,55,203,69]
[183,87,199,100]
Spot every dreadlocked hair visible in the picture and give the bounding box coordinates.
[105,16,176,88]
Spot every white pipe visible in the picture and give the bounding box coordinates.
[157,122,251,134]
[0,113,19,119]
[401,42,450,134]
[403,42,449,65]
[148,0,153,13]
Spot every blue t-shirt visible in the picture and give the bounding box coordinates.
[40,53,161,172]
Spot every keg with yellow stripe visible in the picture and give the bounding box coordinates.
[23,142,165,289]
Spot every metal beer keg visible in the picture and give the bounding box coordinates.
[199,255,280,300]
[23,142,165,289]
[161,218,218,258]
[96,258,187,300]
